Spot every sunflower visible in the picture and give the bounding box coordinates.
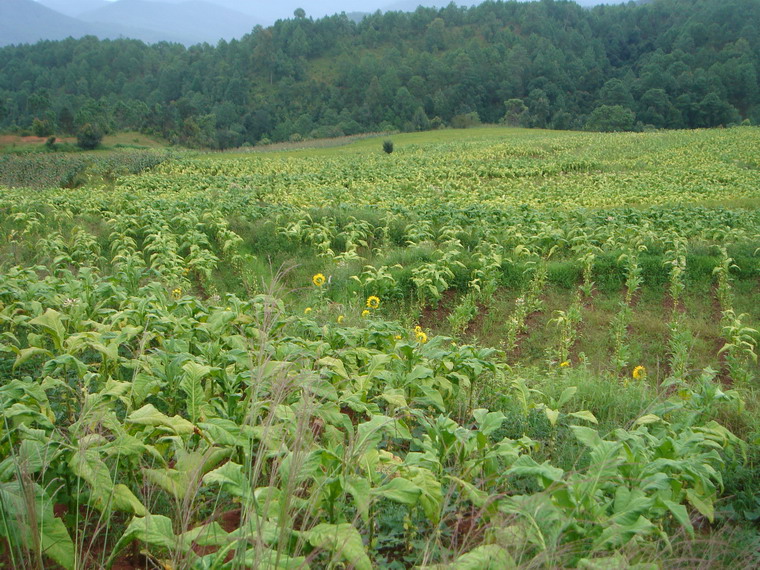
[337,315,345,324]
[312,273,326,287]
[361,309,370,318]
[415,330,428,344]
[171,287,182,299]
[632,365,646,380]
[366,295,380,309]
[304,307,312,314]
[560,360,570,368]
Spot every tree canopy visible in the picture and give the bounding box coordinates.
[0,0,757,148]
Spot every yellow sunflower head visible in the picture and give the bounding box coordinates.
[337,315,345,324]
[560,360,571,368]
[632,365,646,380]
[415,330,428,344]
[304,307,312,314]
[312,273,326,287]
[366,295,380,309]
[361,309,370,318]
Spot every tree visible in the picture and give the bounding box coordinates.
[585,105,635,132]
[76,123,103,150]
[57,107,75,135]
[697,93,738,127]
[599,78,634,108]
[426,18,446,51]
[502,99,529,127]
[32,118,52,137]
[294,8,306,19]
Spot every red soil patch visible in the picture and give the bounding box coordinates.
[0,135,75,145]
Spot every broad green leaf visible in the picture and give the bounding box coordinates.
[39,515,76,570]
[127,404,195,435]
[447,476,489,508]
[69,447,112,493]
[356,415,411,451]
[544,407,560,427]
[0,481,75,569]
[203,461,249,499]
[371,477,422,506]
[29,309,66,351]
[305,523,371,570]
[131,372,163,406]
[13,346,53,369]
[111,484,148,516]
[578,554,630,570]
[634,414,662,426]
[408,364,434,382]
[413,385,446,412]
[609,486,654,527]
[663,499,694,536]
[344,476,371,522]
[180,521,229,547]
[685,489,715,523]
[145,468,186,499]
[571,425,603,448]
[41,353,87,377]
[110,514,189,564]
[17,439,47,473]
[317,356,349,380]
[379,389,407,409]
[234,546,310,569]
[557,386,578,408]
[507,455,564,487]
[568,410,598,424]
[3,402,54,429]
[473,409,506,437]
[595,514,657,549]
[180,361,211,423]
[449,544,516,569]
[182,360,213,383]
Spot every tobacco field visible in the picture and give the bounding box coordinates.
[0,127,758,569]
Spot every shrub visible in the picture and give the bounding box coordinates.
[32,117,53,137]
[76,123,103,150]
[383,140,394,154]
[451,111,481,129]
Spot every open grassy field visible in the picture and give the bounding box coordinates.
[0,127,758,568]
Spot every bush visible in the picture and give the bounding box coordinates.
[382,140,394,154]
[32,118,52,137]
[76,123,103,150]
[451,111,481,129]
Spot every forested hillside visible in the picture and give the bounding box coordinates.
[1,0,758,148]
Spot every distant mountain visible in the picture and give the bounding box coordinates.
[345,12,371,23]
[381,0,627,10]
[382,0,476,11]
[78,0,261,45]
[35,0,109,18]
[1,0,97,46]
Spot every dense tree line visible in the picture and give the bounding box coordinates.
[0,0,758,148]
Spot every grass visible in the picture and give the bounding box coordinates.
[0,131,166,152]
